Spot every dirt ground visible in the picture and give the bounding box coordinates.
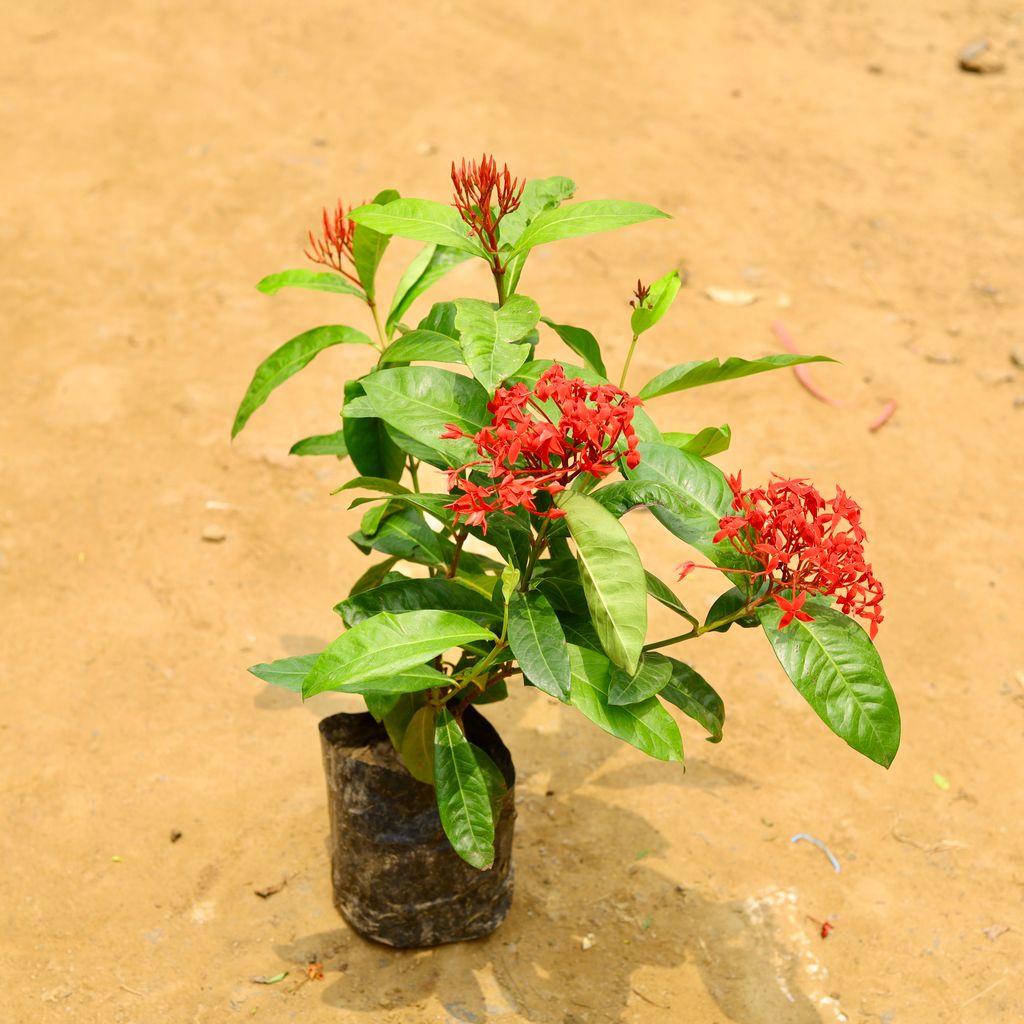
[3,1,1023,1021]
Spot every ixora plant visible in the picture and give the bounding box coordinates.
[235,156,899,946]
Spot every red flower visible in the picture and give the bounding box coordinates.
[715,474,885,638]
[773,591,814,629]
[443,364,642,532]
[451,154,525,264]
[305,200,361,287]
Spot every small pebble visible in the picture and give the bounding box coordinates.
[201,525,227,543]
[581,933,596,951]
[1010,345,1024,369]
[958,38,1005,74]
[924,352,959,365]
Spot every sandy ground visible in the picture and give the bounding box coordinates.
[3,1,1024,1021]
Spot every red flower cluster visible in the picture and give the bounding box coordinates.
[451,154,525,259]
[305,200,360,286]
[683,474,884,638]
[442,365,642,531]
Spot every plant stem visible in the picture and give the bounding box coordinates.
[493,263,507,307]
[369,298,388,348]
[643,596,769,651]
[519,518,553,592]
[619,333,639,388]
[447,528,468,579]
[408,457,420,493]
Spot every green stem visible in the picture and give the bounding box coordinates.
[519,518,553,592]
[643,596,770,651]
[369,298,388,348]
[619,333,639,389]
[493,263,507,307]
[408,457,421,493]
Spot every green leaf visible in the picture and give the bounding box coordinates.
[303,611,495,698]
[507,591,571,701]
[335,475,411,496]
[704,586,760,633]
[433,709,495,868]
[349,199,486,257]
[248,653,319,692]
[348,508,449,567]
[336,577,501,628]
[289,430,349,458]
[382,693,417,749]
[327,663,450,696]
[342,380,405,481]
[511,200,670,256]
[639,354,836,401]
[361,367,490,468]
[256,269,364,298]
[608,652,673,706]
[417,301,459,337]
[352,188,399,301]
[645,571,699,626]
[631,269,682,336]
[364,692,400,721]
[663,425,732,458]
[232,326,374,438]
[567,645,683,761]
[659,658,725,743]
[455,296,540,392]
[533,559,586,611]
[557,491,647,675]
[757,597,900,767]
[498,175,577,248]
[501,564,521,604]
[400,705,437,784]
[378,329,463,366]
[348,556,401,596]
[540,318,607,377]
[625,442,756,574]
[387,246,473,335]
[469,742,509,816]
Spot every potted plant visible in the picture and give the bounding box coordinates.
[235,155,899,949]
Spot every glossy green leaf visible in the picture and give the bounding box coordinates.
[361,367,490,467]
[382,693,417,749]
[540,318,607,377]
[757,596,900,767]
[663,425,732,458]
[567,645,683,761]
[400,705,437,784]
[232,326,374,437]
[378,329,463,366]
[608,651,673,705]
[256,269,364,298]
[434,709,495,868]
[342,380,405,480]
[625,442,756,574]
[335,476,411,496]
[630,269,682,336]
[348,508,449,567]
[501,563,521,604]
[289,430,348,458]
[639,354,836,401]
[455,296,540,392]
[470,742,509,816]
[533,559,586,611]
[507,591,571,701]
[704,586,760,633]
[645,571,699,626]
[511,200,670,255]
[387,248,472,335]
[303,611,495,698]
[348,556,401,596]
[364,692,400,721]
[498,175,577,248]
[327,663,449,696]
[350,199,486,257]
[248,653,319,692]
[557,491,647,674]
[336,577,501,628]
[352,188,399,301]
[659,657,724,743]
[417,301,459,337]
